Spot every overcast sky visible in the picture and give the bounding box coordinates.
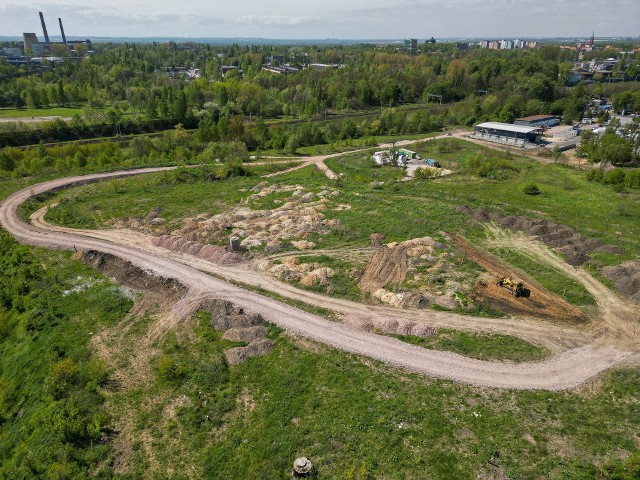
[2,0,639,39]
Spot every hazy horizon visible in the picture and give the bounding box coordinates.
[2,0,639,40]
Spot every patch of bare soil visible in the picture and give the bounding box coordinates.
[170,184,340,251]
[197,299,274,365]
[451,235,588,323]
[602,260,640,304]
[458,206,622,266]
[359,244,408,292]
[359,235,471,310]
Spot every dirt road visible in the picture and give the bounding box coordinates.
[2,167,639,390]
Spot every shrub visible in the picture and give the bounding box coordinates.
[523,184,541,195]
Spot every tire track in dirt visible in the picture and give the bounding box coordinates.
[3,166,638,390]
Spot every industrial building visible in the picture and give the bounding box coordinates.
[17,12,91,57]
[472,122,544,147]
[515,115,561,128]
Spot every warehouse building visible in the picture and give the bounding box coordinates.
[472,122,544,147]
[514,115,560,127]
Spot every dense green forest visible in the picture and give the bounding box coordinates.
[1,41,639,146]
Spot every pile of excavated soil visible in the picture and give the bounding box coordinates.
[79,250,186,302]
[451,235,588,323]
[358,245,408,293]
[257,257,335,287]
[602,260,640,304]
[109,184,341,253]
[152,235,244,266]
[359,236,464,310]
[344,314,437,338]
[170,185,340,251]
[458,206,622,266]
[197,299,274,365]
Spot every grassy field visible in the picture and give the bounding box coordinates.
[1,143,640,478]
[0,107,86,119]
[97,307,640,480]
[34,140,615,311]
[0,234,637,479]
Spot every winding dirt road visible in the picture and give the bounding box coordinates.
[2,165,639,390]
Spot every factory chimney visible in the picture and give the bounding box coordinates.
[39,12,50,43]
[58,18,67,44]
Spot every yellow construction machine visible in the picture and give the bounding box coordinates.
[497,277,525,297]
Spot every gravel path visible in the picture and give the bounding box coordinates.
[2,166,638,390]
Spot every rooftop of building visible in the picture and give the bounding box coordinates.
[476,122,543,134]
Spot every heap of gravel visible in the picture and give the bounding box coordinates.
[458,206,622,267]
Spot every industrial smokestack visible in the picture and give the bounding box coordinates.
[39,12,50,43]
[58,18,67,44]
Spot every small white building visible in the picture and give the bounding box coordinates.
[372,150,390,165]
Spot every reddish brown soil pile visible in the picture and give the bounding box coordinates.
[152,235,244,266]
[458,206,622,266]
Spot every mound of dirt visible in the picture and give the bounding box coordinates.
[359,245,408,293]
[222,325,267,343]
[225,339,275,366]
[602,260,640,304]
[460,206,621,266]
[452,235,588,323]
[344,314,437,338]
[167,184,340,250]
[79,250,187,302]
[197,299,274,364]
[152,235,244,266]
[260,257,335,287]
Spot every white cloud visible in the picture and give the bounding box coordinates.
[1,0,638,38]
[235,15,311,26]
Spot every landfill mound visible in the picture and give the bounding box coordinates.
[197,299,274,365]
[152,235,244,266]
[170,183,341,251]
[459,206,622,266]
[602,260,640,304]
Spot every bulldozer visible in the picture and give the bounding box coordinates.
[497,277,525,297]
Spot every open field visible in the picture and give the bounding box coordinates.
[1,233,638,479]
[0,106,85,120]
[2,137,640,478]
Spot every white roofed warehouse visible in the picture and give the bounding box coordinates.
[471,122,544,148]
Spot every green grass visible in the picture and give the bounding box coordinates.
[1,162,640,479]
[108,311,640,479]
[390,329,549,362]
[0,107,86,119]
[490,247,596,307]
[0,231,132,478]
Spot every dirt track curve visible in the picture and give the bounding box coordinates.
[2,164,639,390]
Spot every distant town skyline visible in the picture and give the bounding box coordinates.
[2,0,639,39]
